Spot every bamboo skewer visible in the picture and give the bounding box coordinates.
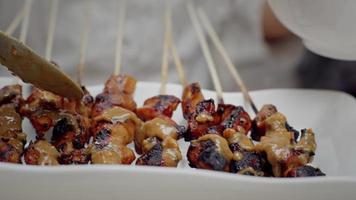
[114,0,127,76]
[45,0,58,61]
[196,7,258,114]
[164,1,187,87]
[159,2,172,95]
[187,1,223,103]
[15,0,33,85]
[77,1,91,85]
[19,0,33,43]
[171,37,188,87]
[5,5,27,35]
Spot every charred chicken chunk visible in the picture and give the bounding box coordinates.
[90,107,141,164]
[62,86,94,118]
[0,84,23,109]
[182,82,205,120]
[254,110,319,177]
[223,128,266,176]
[51,114,91,164]
[285,165,325,177]
[251,104,298,141]
[24,140,60,165]
[0,85,26,163]
[92,75,137,117]
[187,134,232,172]
[182,83,252,141]
[136,95,180,121]
[135,118,182,167]
[136,136,182,167]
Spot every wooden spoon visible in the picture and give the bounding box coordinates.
[0,31,83,99]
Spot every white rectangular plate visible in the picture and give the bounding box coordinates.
[0,77,356,200]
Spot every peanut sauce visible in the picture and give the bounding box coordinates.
[255,112,317,177]
[0,104,22,136]
[91,107,140,164]
[197,134,233,161]
[161,137,182,167]
[223,128,254,152]
[32,140,60,165]
[135,118,178,153]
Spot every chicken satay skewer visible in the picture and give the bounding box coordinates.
[0,3,31,162]
[186,1,223,103]
[196,8,258,114]
[196,7,324,177]
[23,0,62,165]
[134,2,183,167]
[184,2,269,174]
[89,1,140,165]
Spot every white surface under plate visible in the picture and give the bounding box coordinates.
[0,77,356,200]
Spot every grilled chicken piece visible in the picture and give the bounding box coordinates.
[251,104,298,141]
[187,134,232,172]
[182,83,252,141]
[135,118,182,167]
[62,86,94,118]
[223,128,267,176]
[136,95,180,121]
[24,140,60,165]
[0,85,26,163]
[182,82,205,120]
[285,165,325,177]
[184,99,220,141]
[90,107,141,164]
[51,114,91,164]
[254,109,320,177]
[20,87,93,138]
[218,104,252,134]
[135,93,183,167]
[0,84,23,109]
[136,136,182,167]
[92,75,137,117]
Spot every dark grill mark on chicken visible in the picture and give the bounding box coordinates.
[136,142,163,166]
[187,139,229,171]
[136,95,180,121]
[286,165,325,177]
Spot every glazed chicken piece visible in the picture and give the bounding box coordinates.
[20,87,93,137]
[285,165,325,177]
[223,128,267,176]
[187,134,232,171]
[90,107,141,164]
[182,83,220,140]
[182,82,205,120]
[254,107,324,177]
[218,104,252,135]
[136,95,180,121]
[0,84,23,109]
[251,104,298,141]
[182,83,252,141]
[24,140,60,165]
[91,75,137,117]
[62,86,94,118]
[134,91,184,167]
[51,113,91,164]
[20,86,93,164]
[0,85,26,163]
[135,118,182,167]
